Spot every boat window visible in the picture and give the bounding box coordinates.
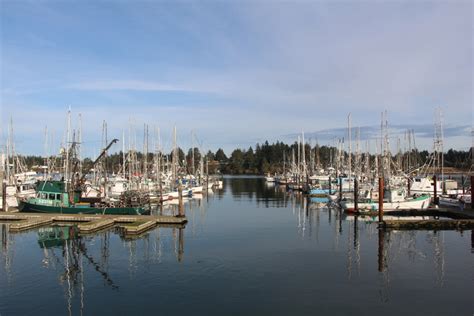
[49,193,55,200]
[56,194,61,200]
[40,193,47,199]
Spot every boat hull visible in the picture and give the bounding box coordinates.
[19,200,146,215]
[341,195,431,213]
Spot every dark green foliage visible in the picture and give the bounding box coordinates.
[13,143,473,175]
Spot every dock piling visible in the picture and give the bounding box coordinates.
[1,184,5,212]
[178,182,185,217]
[433,175,438,206]
[378,177,384,223]
[338,177,342,202]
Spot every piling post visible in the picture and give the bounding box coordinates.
[433,175,438,206]
[1,185,5,212]
[338,177,342,202]
[178,181,185,217]
[378,177,384,223]
[354,178,359,213]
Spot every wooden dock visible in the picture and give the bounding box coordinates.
[0,212,187,235]
[376,207,474,231]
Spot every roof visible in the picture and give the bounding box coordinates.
[36,181,67,193]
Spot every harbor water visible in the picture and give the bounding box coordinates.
[0,176,472,315]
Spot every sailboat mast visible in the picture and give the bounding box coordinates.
[348,113,352,189]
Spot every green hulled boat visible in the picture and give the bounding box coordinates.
[19,181,146,215]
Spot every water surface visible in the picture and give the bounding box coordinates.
[1,176,472,315]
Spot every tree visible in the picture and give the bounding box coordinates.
[229,149,244,174]
[205,150,215,161]
[215,148,228,162]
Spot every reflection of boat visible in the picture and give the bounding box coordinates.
[309,197,330,204]
[38,226,78,248]
[265,174,275,182]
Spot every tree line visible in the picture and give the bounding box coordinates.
[16,141,474,175]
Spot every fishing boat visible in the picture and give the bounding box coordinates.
[265,174,275,182]
[341,188,431,213]
[19,180,147,215]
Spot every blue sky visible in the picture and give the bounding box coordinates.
[1,0,472,157]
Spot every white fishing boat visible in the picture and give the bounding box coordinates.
[265,174,275,182]
[341,189,431,213]
[191,186,203,194]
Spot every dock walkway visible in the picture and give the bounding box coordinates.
[0,212,187,235]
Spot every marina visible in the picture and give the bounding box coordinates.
[2,1,473,314]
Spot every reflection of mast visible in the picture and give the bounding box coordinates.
[78,241,118,289]
[128,239,137,277]
[100,231,110,275]
[155,227,163,263]
[377,229,389,303]
[177,227,184,262]
[1,224,13,283]
[64,240,73,316]
[346,220,352,280]
[432,231,445,287]
[354,216,360,275]
[302,197,306,238]
[80,250,84,316]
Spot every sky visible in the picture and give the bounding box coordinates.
[1,0,472,157]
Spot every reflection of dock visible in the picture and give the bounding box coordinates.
[382,219,474,230]
[0,212,187,235]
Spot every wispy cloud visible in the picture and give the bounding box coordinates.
[1,1,472,155]
[67,79,210,93]
[285,124,471,143]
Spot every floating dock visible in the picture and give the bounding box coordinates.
[0,212,187,235]
[377,207,474,230]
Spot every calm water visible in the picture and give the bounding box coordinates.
[1,176,473,315]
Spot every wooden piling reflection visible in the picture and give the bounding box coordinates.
[378,228,385,272]
[178,227,184,262]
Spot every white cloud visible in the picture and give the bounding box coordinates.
[66,80,210,93]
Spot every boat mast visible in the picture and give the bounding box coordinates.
[122,129,126,177]
[78,113,82,177]
[301,131,306,178]
[348,113,352,189]
[65,109,71,190]
[172,126,177,190]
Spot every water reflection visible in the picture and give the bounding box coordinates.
[0,224,14,285]
[36,226,118,315]
[0,221,187,315]
[0,177,472,315]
